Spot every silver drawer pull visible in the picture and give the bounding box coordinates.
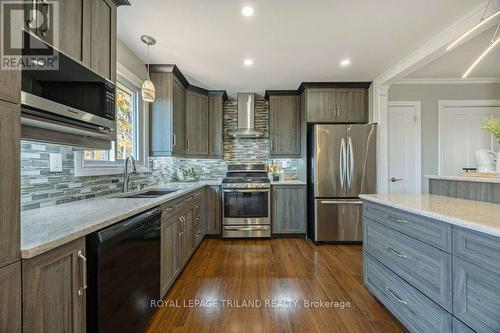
[77,250,87,296]
[164,207,173,212]
[385,286,407,305]
[384,246,407,259]
[384,214,407,224]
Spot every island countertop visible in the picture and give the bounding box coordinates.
[360,193,500,237]
[426,174,500,184]
[21,181,221,259]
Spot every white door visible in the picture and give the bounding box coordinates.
[439,102,500,175]
[388,102,421,194]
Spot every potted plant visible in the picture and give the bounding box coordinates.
[484,118,500,172]
[268,163,282,181]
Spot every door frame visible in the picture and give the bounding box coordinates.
[388,101,422,193]
[437,99,500,175]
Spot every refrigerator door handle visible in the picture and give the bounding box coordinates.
[347,136,354,187]
[340,138,346,189]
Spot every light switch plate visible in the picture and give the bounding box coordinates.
[49,153,63,172]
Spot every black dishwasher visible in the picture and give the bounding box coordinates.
[86,207,162,333]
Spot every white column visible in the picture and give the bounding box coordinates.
[372,83,390,194]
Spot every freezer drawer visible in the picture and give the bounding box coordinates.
[314,199,363,241]
[222,225,271,238]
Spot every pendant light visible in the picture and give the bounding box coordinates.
[141,35,156,103]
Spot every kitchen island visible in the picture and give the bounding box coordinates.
[426,175,500,204]
[360,193,500,333]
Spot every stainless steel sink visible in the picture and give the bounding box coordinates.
[117,189,179,198]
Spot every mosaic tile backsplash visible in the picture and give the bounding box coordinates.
[20,95,301,211]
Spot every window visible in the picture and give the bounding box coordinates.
[75,64,149,176]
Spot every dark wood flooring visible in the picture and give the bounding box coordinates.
[146,238,405,332]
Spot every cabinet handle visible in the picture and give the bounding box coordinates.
[77,250,87,296]
[164,207,173,212]
[186,139,190,151]
[385,286,407,305]
[173,133,176,147]
[384,246,407,259]
[384,214,407,224]
[270,139,273,151]
[184,197,192,202]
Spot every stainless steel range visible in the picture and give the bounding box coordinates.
[222,163,271,238]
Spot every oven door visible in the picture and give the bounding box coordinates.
[222,189,270,225]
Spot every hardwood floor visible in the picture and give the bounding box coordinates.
[146,239,405,332]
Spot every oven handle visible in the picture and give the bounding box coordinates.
[223,226,270,231]
[223,189,270,193]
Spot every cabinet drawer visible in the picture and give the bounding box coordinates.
[363,202,451,252]
[453,227,500,275]
[364,253,452,333]
[364,219,452,311]
[453,257,500,333]
[453,318,475,333]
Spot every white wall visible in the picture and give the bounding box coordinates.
[389,83,500,192]
[117,39,147,80]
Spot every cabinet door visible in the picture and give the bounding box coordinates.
[206,186,221,235]
[0,262,21,333]
[186,91,208,156]
[208,95,224,157]
[172,79,186,154]
[336,88,367,123]
[269,95,301,157]
[272,185,307,234]
[23,238,86,333]
[160,217,179,297]
[0,0,21,104]
[184,209,195,258]
[0,101,20,267]
[90,0,116,81]
[59,0,91,65]
[306,88,336,122]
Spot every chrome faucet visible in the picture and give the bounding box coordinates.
[122,156,137,193]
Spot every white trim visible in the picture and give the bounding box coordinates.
[374,1,497,85]
[437,99,500,175]
[394,78,500,85]
[373,83,390,194]
[388,101,422,194]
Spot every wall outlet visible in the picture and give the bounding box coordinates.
[49,153,63,172]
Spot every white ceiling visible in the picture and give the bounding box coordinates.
[407,25,500,79]
[117,0,485,95]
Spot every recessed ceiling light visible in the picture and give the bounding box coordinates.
[244,59,253,66]
[242,6,254,17]
[340,58,351,67]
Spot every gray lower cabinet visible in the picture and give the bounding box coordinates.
[453,318,476,333]
[0,262,21,333]
[206,186,221,235]
[272,185,307,234]
[185,90,208,156]
[160,215,180,297]
[23,238,86,333]
[269,95,301,157]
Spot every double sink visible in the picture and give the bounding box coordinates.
[117,189,179,199]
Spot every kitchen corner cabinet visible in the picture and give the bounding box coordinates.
[272,185,307,234]
[186,90,209,156]
[269,95,301,157]
[0,100,20,267]
[0,262,21,333]
[305,87,367,123]
[208,95,224,157]
[90,0,117,81]
[23,238,86,333]
[206,186,221,235]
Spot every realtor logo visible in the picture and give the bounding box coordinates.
[1,0,59,70]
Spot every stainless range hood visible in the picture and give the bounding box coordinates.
[229,93,264,138]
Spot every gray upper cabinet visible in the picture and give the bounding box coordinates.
[304,85,369,123]
[173,79,187,154]
[0,100,20,267]
[0,0,21,104]
[185,89,208,156]
[90,0,116,81]
[23,238,86,333]
[272,185,307,234]
[208,94,224,158]
[269,94,301,157]
[206,186,221,235]
[0,262,21,333]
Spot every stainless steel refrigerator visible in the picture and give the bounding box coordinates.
[308,124,377,242]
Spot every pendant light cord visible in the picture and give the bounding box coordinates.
[493,21,500,43]
[147,44,151,80]
[481,0,492,20]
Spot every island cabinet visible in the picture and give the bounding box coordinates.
[362,201,500,333]
[272,185,307,234]
[208,93,225,158]
[22,238,86,333]
[205,186,221,235]
[185,89,209,156]
[303,85,369,123]
[268,94,301,157]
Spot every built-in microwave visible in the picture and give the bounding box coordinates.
[20,32,116,140]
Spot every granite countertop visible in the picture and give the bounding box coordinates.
[271,180,307,185]
[21,180,222,259]
[426,175,500,184]
[360,194,500,237]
